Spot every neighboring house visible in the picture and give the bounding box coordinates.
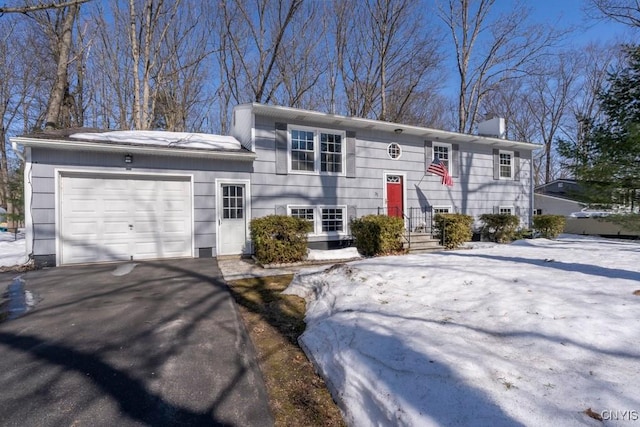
[534,179,587,216]
[12,103,538,267]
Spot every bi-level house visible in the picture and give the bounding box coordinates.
[12,103,538,267]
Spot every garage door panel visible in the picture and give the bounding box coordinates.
[60,175,192,265]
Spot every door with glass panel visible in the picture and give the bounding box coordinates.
[218,183,247,254]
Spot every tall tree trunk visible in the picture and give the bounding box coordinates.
[44,3,78,130]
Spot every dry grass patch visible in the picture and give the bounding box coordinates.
[228,275,344,427]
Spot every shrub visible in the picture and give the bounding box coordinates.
[350,215,404,256]
[513,228,534,240]
[250,215,312,264]
[532,215,566,239]
[433,213,473,249]
[479,214,520,243]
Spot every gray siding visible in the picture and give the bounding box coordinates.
[251,114,533,234]
[29,148,252,260]
[230,105,254,150]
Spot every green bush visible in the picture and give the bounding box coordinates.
[433,213,473,249]
[350,215,404,256]
[513,228,534,240]
[479,214,520,243]
[532,215,566,239]
[250,215,312,264]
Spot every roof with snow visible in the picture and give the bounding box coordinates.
[11,128,255,161]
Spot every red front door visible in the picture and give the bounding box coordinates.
[386,175,403,217]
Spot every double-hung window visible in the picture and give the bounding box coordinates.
[499,151,513,179]
[289,126,345,174]
[432,142,452,174]
[288,205,346,235]
[290,129,315,172]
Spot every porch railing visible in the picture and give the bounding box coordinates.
[376,207,433,248]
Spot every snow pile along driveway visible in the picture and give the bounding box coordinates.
[284,236,640,426]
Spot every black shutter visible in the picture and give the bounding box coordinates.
[424,141,432,171]
[346,130,356,178]
[275,122,288,175]
[451,143,459,178]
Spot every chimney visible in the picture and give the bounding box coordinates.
[477,117,506,139]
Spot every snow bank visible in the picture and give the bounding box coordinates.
[286,237,640,426]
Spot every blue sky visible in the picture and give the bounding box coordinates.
[522,0,635,46]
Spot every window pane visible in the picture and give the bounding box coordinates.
[320,133,342,173]
[434,145,450,170]
[500,153,512,178]
[321,208,344,232]
[291,130,315,171]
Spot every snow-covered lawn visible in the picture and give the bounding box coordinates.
[284,236,640,426]
[0,230,27,267]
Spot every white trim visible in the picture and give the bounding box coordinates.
[387,142,402,159]
[55,168,195,266]
[24,148,33,258]
[499,150,514,180]
[287,205,317,234]
[498,205,514,215]
[286,204,348,237]
[432,141,453,175]
[382,171,407,218]
[318,205,348,236]
[215,178,252,256]
[287,124,347,176]
[432,205,453,214]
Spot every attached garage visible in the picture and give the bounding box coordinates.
[13,129,255,267]
[59,173,193,265]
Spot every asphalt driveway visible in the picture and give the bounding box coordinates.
[0,258,273,426]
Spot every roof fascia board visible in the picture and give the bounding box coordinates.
[245,102,540,151]
[11,137,256,161]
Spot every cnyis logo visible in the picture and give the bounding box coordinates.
[601,410,639,421]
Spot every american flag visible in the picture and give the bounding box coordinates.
[427,157,454,187]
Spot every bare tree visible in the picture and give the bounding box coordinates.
[587,0,640,27]
[217,0,304,104]
[0,0,90,14]
[333,0,444,122]
[438,0,564,133]
[0,17,44,206]
[525,53,582,183]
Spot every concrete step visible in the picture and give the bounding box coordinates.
[402,233,444,253]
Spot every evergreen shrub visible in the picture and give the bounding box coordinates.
[433,213,473,249]
[350,215,404,256]
[250,215,312,264]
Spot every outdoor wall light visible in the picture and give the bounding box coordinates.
[124,154,133,164]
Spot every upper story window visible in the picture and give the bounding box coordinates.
[320,133,342,172]
[289,126,345,175]
[388,143,402,159]
[432,142,452,174]
[499,151,513,179]
[290,129,315,172]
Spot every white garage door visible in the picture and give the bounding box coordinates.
[60,174,192,265]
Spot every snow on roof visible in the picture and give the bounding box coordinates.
[70,130,242,151]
